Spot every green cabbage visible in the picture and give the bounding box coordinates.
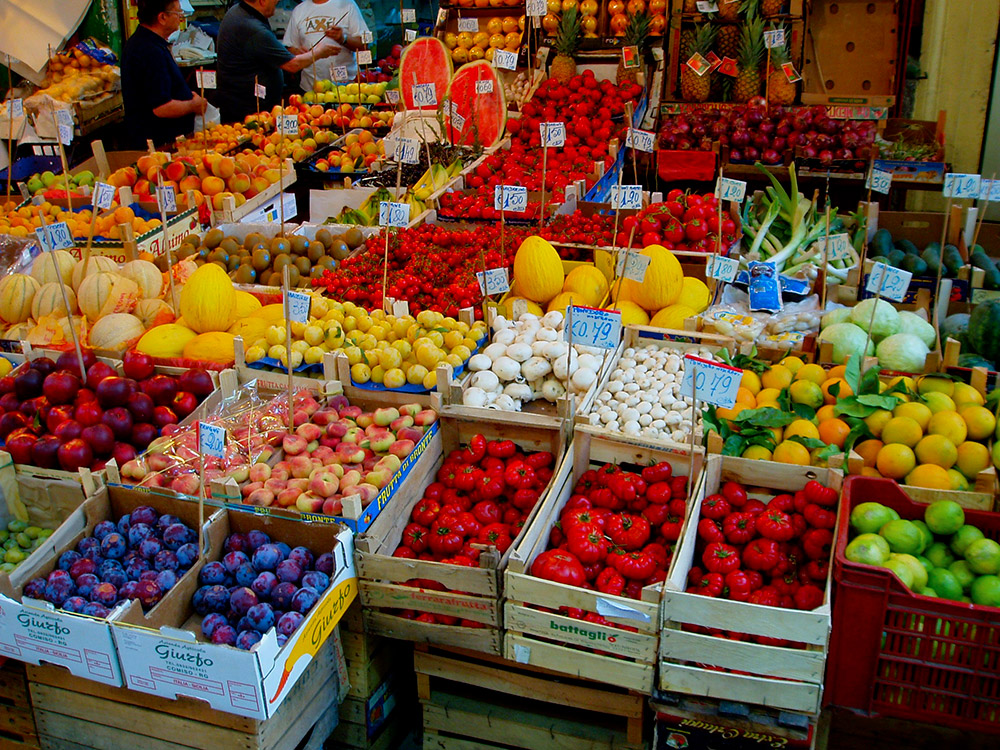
[897,311,937,349]
[818,322,876,363]
[850,298,901,342]
[876,333,930,373]
[822,307,853,329]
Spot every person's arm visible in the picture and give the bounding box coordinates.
[280,44,337,73]
[153,94,208,118]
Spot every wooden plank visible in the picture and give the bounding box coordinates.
[0,665,30,704]
[660,661,823,715]
[505,574,657,634]
[0,703,35,738]
[356,555,498,597]
[660,628,826,683]
[346,647,395,698]
[34,712,192,750]
[331,717,407,750]
[340,630,386,665]
[329,721,367,747]
[339,697,366,725]
[360,581,500,625]
[504,604,657,662]
[504,634,654,694]
[364,611,502,654]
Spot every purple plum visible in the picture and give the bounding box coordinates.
[155,569,178,592]
[162,523,193,551]
[301,571,330,593]
[120,580,140,600]
[129,506,158,527]
[125,557,150,581]
[156,514,182,532]
[271,582,298,610]
[76,537,100,557]
[93,520,117,540]
[201,612,228,638]
[90,582,118,607]
[139,570,159,582]
[194,585,230,615]
[246,602,276,633]
[229,587,258,617]
[234,562,258,588]
[288,546,314,571]
[290,587,319,614]
[222,551,250,575]
[276,611,304,637]
[100,533,127,559]
[199,561,227,586]
[127,523,155,548]
[105,569,128,590]
[251,544,283,573]
[246,530,270,551]
[236,630,262,650]
[315,553,335,575]
[274,542,292,560]
[134,579,163,609]
[23,578,46,599]
[81,602,111,618]
[176,543,199,569]
[116,514,131,535]
[210,625,237,646]
[251,572,278,600]
[154,550,179,572]
[275,560,303,584]
[58,550,83,571]
[69,558,97,579]
[75,573,100,599]
[62,596,88,613]
[224,533,250,554]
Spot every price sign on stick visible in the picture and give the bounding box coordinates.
[255,83,267,99]
[401,8,416,22]
[357,50,373,66]
[361,31,374,44]
[611,184,642,211]
[156,185,177,213]
[57,123,73,145]
[626,128,655,153]
[379,201,410,227]
[716,177,747,203]
[412,83,437,107]
[541,122,565,147]
[763,28,786,48]
[492,49,518,71]
[494,185,527,212]
[815,233,852,262]
[196,70,216,89]
[393,137,420,164]
[386,90,400,104]
[35,221,74,251]
[943,173,982,199]
[9,98,22,118]
[527,0,546,15]
[332,66,349,82]
[616,251,651,282]
[980,179,1000,202]
[458,17,478,32]
[285,290,312,323]
[93,182,115,210]
[278,114,298,136]
[476,268,510,296]
[564,306,621,350]
[198,422,226,459]
[404,29,417,42]
[866,262,912,302]
[681,355,742,409]
[476,79,494,94]
[706,254,739,283]
[866,168,892,195]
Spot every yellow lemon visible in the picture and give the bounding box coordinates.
[772,440,811,465]
[742,445,773,461]
[855,439,884,468]
[761,365,793,391]
[876,444,917,480]
[740,370,761,395]
[927,410,967,446]
[816,404,837,423]
[864,409,893,438]
[779,356,804,374]
[789,379,824,410]
[678,277,710,313]
[821,378,853,404]
[947,469,970,491]
[922,392,956,414]
[795,363,827,385]
[893,401,932,431]
[914,434,958,470]
[881,416,923,448]
[959,405,996,441]
[951,382,984,407]
[888,375,917,392]
[956,441,991,480]
[917,376,954,397]
[756,388,781,405]
[905,464,953,490]
[736,388,757,408]
[785,420,820,441]
[716,403,749,423]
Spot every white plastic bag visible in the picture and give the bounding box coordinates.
[195,103,220,131]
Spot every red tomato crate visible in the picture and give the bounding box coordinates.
[826,475,1000,732]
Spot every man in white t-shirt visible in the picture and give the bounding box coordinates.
[283,0,370,92]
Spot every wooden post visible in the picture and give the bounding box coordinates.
[283,265,295,434]
[36,210,86,377]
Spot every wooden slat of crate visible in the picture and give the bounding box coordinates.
[365,611,503,654]
[347,645,396,700]
[330,716,408,750]
[659,663,824,716]
[0,660,38,750]
[341,629,390,665]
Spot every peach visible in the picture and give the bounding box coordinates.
[147,453,174,472]
[375,455,402,474]
[276,487,302,508]
[326,419,352,439]
[311,408,339,426]
[399,403,422,418]
[322,498,343,516]
[340,469,362,488]
[355,483,379,505]
[227,173,251,194]
[249,463,272,483]
[201,175,226,196]
[211,156,236,179]
[311,445,334,462]
[374,407,399,427]
[389,439,416,459]
[242,481,264,497]
[368,431,395,454]
[322,456,344,474]
[341,427,365,445]
[339,405,363,419]
[289,455,314,479]
[228,464,250,483]
[365,469,391,489]
[264,478,288,493]
[397,426,424,443]
[356,412,375,429]
[283,434,308,455]
[390,415,414,432]
[122,459,148,479]
[296,423,323,443]
[246,488,275,507]
[308,473,340,498]
[270,465,290,482]
[414,409,438,427]
[139,474,166,488]
[170,474,201,495]
[288,478,310,492]
[296,492,324,514]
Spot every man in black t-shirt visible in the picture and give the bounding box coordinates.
[121,0,208,149]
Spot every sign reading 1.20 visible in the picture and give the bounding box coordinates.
[379,201,410,227]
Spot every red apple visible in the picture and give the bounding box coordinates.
[74,401,104,427]
[75,387,96,405]
[122,351,155,381]
[53,419,83,443]
[143,375,178,406]
[81,424,115,457]
[152,406,178,429]
[57,438,93,471]
[0,376,14,394]
[131,422,158,450]
[85,361,116,390]
[111,442,137,467]
[6,430,37,464]
[102,407,134,441]
[126,392,154,422]
[0,411,28,439]
[179,369,214,397]
[42,371,81,405]
[28,357,55,375]
[31,435,62,469]
[45,404,75,433]
[14,369,43,400]
[95,377,129,408]
[171,391,198,419]
[0,392,19,412]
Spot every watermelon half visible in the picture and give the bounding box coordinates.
[445,61,507,149]
[399,37,453,110]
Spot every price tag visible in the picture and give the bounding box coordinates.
[626,127,655,153]
[716,176,747,202]
[57,123,73,145]
[610,184,642,211]
[436,8,447,25]
[565,306,621,350]
[278,114,299,136]
[527,0,546,16]
[816,233,852,261]
[357,50,373,66]
[476,267,510,296]
[451,109,466,132]
[621,45,640,69]
[156,185,177,213]
[458,18,478,33]
[401,8,416,23]
[696,1,719,11]
[412,82,437,107]
[979,179,1000,202]
[405,29,416,42]
[332,66,350,82]
[198,422,226,459]
[866,168,892,195]
[541,122,565,148]
[393,136,420,164]
[476,79,494,94]
[943,173,982,199]
[379,201,411,227]
[492,49,518,71]
[494,185,528,212]
[706,255,739,283]
[93,181,115,210]
[196,70,216,89]
[9,98,22,118]
[361,31,374,44]
[866,261,912,302]
[55,108,74,128]
[386,89,400,104]
[255,82,267,99]
[285,290,312,323]
[35,221,74,251]
[763,28,786,48]
[681,355,742,409]
[616,251,650,283]
[685,53,711,77]
[781,63,801,83]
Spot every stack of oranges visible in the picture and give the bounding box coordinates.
[0,202,159,240]
[609,0,667,36]
[442,16,523,64]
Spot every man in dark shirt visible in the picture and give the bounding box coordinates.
[121,0,207,148]
[216,0,338,124]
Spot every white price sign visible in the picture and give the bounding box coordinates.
[458,18,478,33]
[943,173,982,199]
[379,201,411,227]
[35,221,74,251]
[610,184,643,211]
[386,89,400,104]
[626,128,655,153]
[357,50,373,66]
[8,98,22,118]
[361,31,374,44]
[393,136,420,164]
[405,29,417,42]
[57,123,73,145]
[527,0,546,16]
[979,179,1000,202]
[716,177,747,203]
[156,185,177,213]
[476,267,510,296]
[541,122,565,148]
[565,306,622,350]
[255,83,267,99]
[196,70,216,89]
[476,79,494,94]
[55,109,74,128]
[285,290,312,323]
[332,66,350,82]
[494,185,528,213]
[401,8,416,23]
[706,254,739,283]
[866,261,912,302]
[492,49,518,71]
[451,109,466,132]
[92,182,115,210]
[278,114,299,136]
[696,1,719,11]
[198,422,226,459]
[616,251,650,283]
[763,29,786,48]
[412,82,437,107]
[682,355,742,409]
[816,233,852,261]
[866,168,893,195]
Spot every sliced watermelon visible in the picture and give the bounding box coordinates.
[399,37,453,111]
[445,61,507,149]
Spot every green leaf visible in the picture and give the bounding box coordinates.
[834,400,879,419]
[702,406,726,439]
[722,434,747,457]
[817,444,841,460]
[856,394,900,410]
[859,365,882,396]
[845,354,862,395]
[843,421,874,454]
[828,380,841,399]
[734,407,799,427]
[748,435,778,450]
[778,387,792,413]
[788,436,828,450]
[792,403,817,420]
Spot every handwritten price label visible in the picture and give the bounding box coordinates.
[254,82,267,99]
[379,201,411,227]
[706,254,739,283]
[332,66,350,82]
[696,1,719,11]
[93,182,115,210]
[357,50,373,66]
[866,261,912,302]
[405,29,416,42]
[156,185,177,213]
[412,82,437,107]
[457,17,478,33]
[527,0,546,15]
[541,122,565,148]
[611,184,643,211]
[198,422,226,459]
[393,136,420,164]
[492,49,518,71]
[476,267,510,296]
[979,179,1000,202]
[494,185,527,212]
[682,355,742,409]
[616,251,650,283]
[716,176,747,203]
[866,168,892,195]
[401,8,416,23]
[8,98,22,118]
[816,233,852,261]
[763,28,786,48]
[285,290,312,323]
[386,89,400,104]
[277,114,299,136]
[476,79,494,94]
[943,173,982,199]
[35,221,74,251]
[361,31,374,44]
[196,70,216,89]
[55,109,74,129]
[626,128,655,153]
[565,306,621,350]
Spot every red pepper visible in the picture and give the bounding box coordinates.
[668,498,688,517]
[644,542,670,570]
[475,474,505,502]
[564,494,592,512]
[463,434,487,464]
[802,527,833,560]
[412,498,441,527]
[670,475,689,500]
[642,462,673,484]
[536,466,554,486]
[701,494,731,520]
[803,504,837,530]
[596,567,625,596]
[767,493,795,514]
[661,515,684,542]
[616,550,657,580]
[590,487,620,510]
[415,613,437,624]
[477,523,513,553]
[792,490,810,513]
[574,469,599,494]
[562,507,601,533]
[794,584,824,610]
[724,570,752,602]
[770,552,792,577]
[743,538,780,571]
[698,518,725,543]
[505,462,537,490]
[471,500,502,526]
[641,502,670,527]
[756,510,796,542]
[773,574,801,597]
[525,451,554,469]
[482,457,506,477]
[403,523,429,553]
[428,519,464,556]
[441,555,476,567]
[624,580,644,599]
[749,586,781,607]
[531,549,586,587]
[423,482,445,502]
[804,480,838,506]
[688,566,705,585]
[548,523,564,548]
[452,511,480,538]
[723,512,756,545]
[454,465,482,492]
[460,542,481,562]
[393,546,416,559]
[512,487,541,511]
[596,463,621,485]
[702,542,741,574]
[437,465,459,488]
[744,570,763,591]
[690,572,724,597]
[605,513,651,550]
[743,498,766,514]
[790,513,808,538]
[487,439,516,458]
[567,525,609,564]
[645,481,673,504]
[503,506,522,526]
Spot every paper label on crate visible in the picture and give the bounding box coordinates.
[764,28,786,48]
[196,70,216,89]
[35,221,74,251]
[457,17,479,32]
[57,123,73,145]
[681,354,742,409]
[285,290,312,323]
[512,643,531,663]
[379,201,410,227]
[241,192,296,224]
[401,7,416,23]
[866,167,893,195]
[718,56,739,76]
[356,50,373,66]
[595,597,652,624]
[706,254,739,283]
[198,421,226,458]
[404,28,417,42]
[541,121,565,148]
[393,136,420,164]
[685,53,711,77]
[386,89,400,104]
[979,179,1000,202]
[361,30,374,44]
[156,185,177,213]
[277,114,299,136]
[412,82,437,107]
[616,250,650,283]
[866,261,912,302]
[565,306,621,350]
[815,233,852,261]
[450,105,465,132]
[494,184,527,212]
[93,181,115,210]
[492,49,518,71]
[715,176,747,202]
[476,267,510,296]
[9,97,22,118]
[781,62,802,83]
[626,127,655,153]
[331,65,350,83]
[55,108,74,128]
[943,173,981,199]
[255,82,267,99]
[476,79,494,94]
[696,1,719,11]
[610,184,642,211]
[527,0,546,16]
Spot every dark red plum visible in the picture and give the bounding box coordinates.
[81,424,115,457]
[58,550,83,571]
[210,625,237,646]
[101,407,133,441]
[81,602,111,618]
[131,422,158,450]
[251,572,278,599]
[6,432,36,464]
[0,411,29,440]
[127,523,154,547]
[152,406,178,429]
[69,558,97,579]
[95,377,129,408]
[222,551,250,575]
[251,544,283,572]
[199,562,227,586]
[74,401,103,427]
[112,442,138,468]
[236,630,262,650]
[43,371,80,405]
[276,611,304,637]
[126,392,154,422]
[85,361,116,390]
[288,547,314,571]
[271,582,298,610]
[144,374,178,406]
[179,368,214,397]
[14,368,44,400]
[74,574,100,599]
[138,536,164,560]
[57,438,93,471]
[130,506,158,527]
[246,530,271,551]
[201,612,228,638]
[100,532,127,559]
[229,587,258,617]
[89,582,118,607]
[30,435,62,469]
[275,560,302,584]
[301,571,330,593]
[53,419,83,442]
[154,550,180,572]
[134,579,163,608]
[122,350,155,381]
[291,587,319,614]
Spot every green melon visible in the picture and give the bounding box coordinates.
[968,301,1000,363]
[941,313,971,349]
[445,61,507,149]
[399,37,453,111]
[957,354,994,370]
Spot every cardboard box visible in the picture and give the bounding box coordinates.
[111,505,355,719]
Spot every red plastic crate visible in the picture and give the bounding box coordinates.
[826,476,1000,732]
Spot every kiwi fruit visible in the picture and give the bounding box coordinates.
[259,269,273,286]
[290,235,309,256]
[315,228,333,247]
[310,265,326,279]
[227,254,240,272]
[243,232,265,250]
[307,240,324,263]
[252,247,272,271]
[234,265,257,284]
[329,239,351,260]
[176,244,196,261]
[153,254,168,272]
[197,247,210,262]
[207,248,229,266]
[203,228,224,249]
[273,254,293,272]
[318,256,338,272]
[271,237,291,255]
[343,227,364,249]
[181,233,200,248]
[286,265,301,286]
[220,237,240,256]
[294,255,311,275]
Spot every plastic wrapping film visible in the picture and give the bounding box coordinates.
[0,233,42,277]
[703,289,822,351]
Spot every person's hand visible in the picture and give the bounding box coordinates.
[321,43,341,59]
[325,25,345,43]
[288,45,306,55]
[190,94,208,115]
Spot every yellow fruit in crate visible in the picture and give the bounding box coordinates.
[621,245,682,312]
[788,379,823,410]
[740,370,761,396]
[959,405,996,441]
[444,32,459,48]
[89,314,145,351]
[956,441,991,480]
[0,358,10,377]
[500,296,544,318]
[876,443,916,480]
[180,263,236,333]
[677,277,710,313]
[609,300,649,326]
[785,420,820,441]
[864,409,893,438]
[893,401,932,431]
[486,17,503,34]
[772,440,811,466]
[760,365,792,391]
[136,324,198,359]
[882,417,923,448]
[649,304,696,330]
[914,434,957,470]
[456,32,474,49]
[922,392,956,414]
[229,318,270,348]
[563,265,609,306]
[233,290,262,317]
[952,382,984,407]
[779,355,804,374]
[927,410,967,446]
[473,31,490,48]
[917,376,954,397]
[253,303,286,322]
[947,469,970,491]
[513,236,564,303]
[742,445,772,460]
[905,464,952,490]
[546,291,589,313]
[183,332,236,363]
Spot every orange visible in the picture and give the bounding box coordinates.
[881,416,923,448]
[821,377,853,404]
[716,403,749,423]
[905,464,953,490]
[893,401,932,431]
[760,365,792,391]
[927,410,967,446]
[818,418,851,449]
[772,440,811,466]
[827,364,847,380]
[959,405,996,441]
[861,466,883,478]
[914,434,958,470]
[855,439,884,468]
[735,387,756,408]
[816,404,837,423]
[876,444,917,480]
[785,419,820,441]
[795,363,828,385]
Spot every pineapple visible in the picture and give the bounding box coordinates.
[617,12,651,86]
[719,0,741,21]
[733,14,764,102]
[766,25,796,104]
[716,22,739,60]
[550,7,581,82]
[762,0,783,17]
[679,23,717,102]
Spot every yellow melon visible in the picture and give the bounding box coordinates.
[546,291,590,314]
[253,303,286,322]
[229,317,270,347]
[563,265,609,306]
[622,245,683,312]
[499,296,544,318]
[4,322,33,341]
[71,256,117,292]
[234,291,263,318]
[179,263,236,333]
[78,273,140,322]
[135,323,198,358]
[0,274,40,324]
[610,300,650,326]
[30,249,75,286]
[650,304,698,331]
[118,260,163,299]
[133,298,176,328]
[513,236,564,304]
[678,277,710,313]
[31,282,76,320]
[89,314,145,351]
[183,332,236,363]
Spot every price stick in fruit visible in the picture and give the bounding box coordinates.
[931,179,961,354]
[820,202,832,311]
[412,74,435,180]
[34,205,87,378]
[282,265,297,433]
[49,111,74,216]
[198,68,208,147]
[5,55,15,203]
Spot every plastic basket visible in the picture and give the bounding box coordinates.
[0,155,62,182]
[826,475,1000,732]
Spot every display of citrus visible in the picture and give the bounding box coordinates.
[905,463,952,490]
[927,410,967,445]
[850,502,899,534]
[881,416,922,448]
[959,405,996,440]
[795,363,827,385]
[947,469,970,491]
[876,444,916,480]
[771,440,811,465]
[893,401,932,430]
[740,369,761,395]
[817,418,850,448]
[913,434,957,469]
[922,392,956,413]
[741,445,772,460]
[956,441,991,479]
[760,364,792,391]
[778,355,804,374]
[928,568,964,600]
[864,409,893,438]
[917,376,954,397]
[880,519,926,555]
[855,439,884,467]
[784,419,820,441]
[821,377,852,403]
[951,382,984,407]
[788,379,824,409]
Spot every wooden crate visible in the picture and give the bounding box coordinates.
[659,455,844,716]
[0,660,39,750]
[26,636,340,750]
[505,429,702,693]
[335,670,410,750]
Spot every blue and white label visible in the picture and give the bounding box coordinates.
[93,182,115,210]
[494,185,527,212]
[475,79,494,94]
[616,250,650,283]
[393,136,420,165]
[626,128,655,153]
[404,29,417,42]
[332,66,350,83]
[706,254,739,283]
[401,8,416,23]
[156,185,177,213]
[357,50,373,66]
[492,49,518,71]
[412,83,437,107]
[816,233,852,261]
[386,89,400,104]
[763,28,786,49]
[476,267,510,296]
[866,168,892,195]
[278,114,299,136]
[565,306,621,350]
[978,179,1000,202]
[255,83,267,99]
[696,1,719,11]
[458,17,479,33]
[55,109,74,128]
[9,98,22,118]
[361,31,374,44]
[716,177,747,203]
[527,0,546,16]
[943,173,982,199]
[285,290,312,323]
[35,221,74,251]
[379,201,410,227]
[196,70,216,90]
[541,122,565,148]
[866,261,912,302]
[198,422,226,459]
[450,102,465,132]
[610,184,643,211]
[681,354,742,409]
[57,123,73,145]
